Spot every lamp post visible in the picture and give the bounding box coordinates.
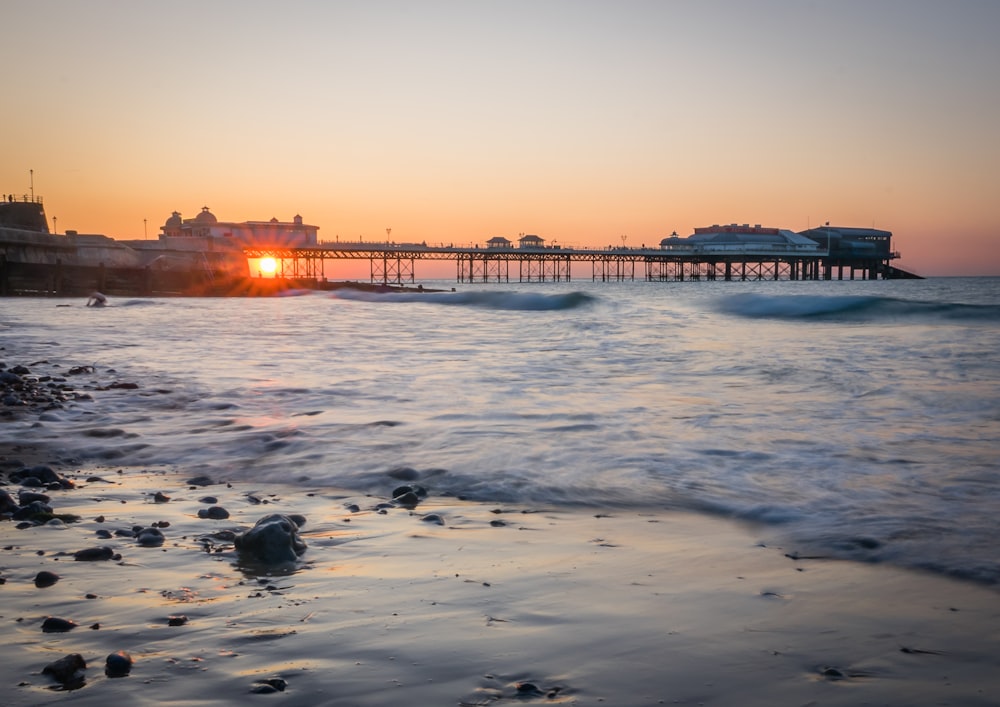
[53,216,57,234]
[144,218,148,240]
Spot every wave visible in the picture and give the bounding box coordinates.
[118,299,165,307]
[715,293,1000,323]
[330,289,597,311]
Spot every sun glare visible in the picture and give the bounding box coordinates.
[259,257,278,275]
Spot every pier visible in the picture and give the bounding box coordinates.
[242,240,913,287]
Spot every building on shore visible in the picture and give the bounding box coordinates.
[160,207,319,247]
[0,198,321,296]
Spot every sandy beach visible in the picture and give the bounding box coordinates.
[1,440,998,707]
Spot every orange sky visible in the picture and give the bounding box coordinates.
[3,0,998,277]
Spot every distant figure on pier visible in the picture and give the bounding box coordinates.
[87,292,107,307]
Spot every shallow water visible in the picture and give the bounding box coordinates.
[3,277,999,584]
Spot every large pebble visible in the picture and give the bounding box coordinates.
[392,484,427,508]
[74,546,115,561]
[0,489,18,513]
[136,527,165,547]
[198,506,230,520]
[105,650,133,677]
[34,570,60,588]
[42,653,86,688]
[42,617,78,632]
[235,514,307,565]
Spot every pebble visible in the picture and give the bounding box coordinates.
[42,653,86,688]
[34,570,60,588]
[0,489,18,513]
[42,617,78,632]
[74,546,115,561]
[18,490,51,505]
[392,484,427,508]
[251,677,288,693]
[12,500,53,520]
[234,514,307,564]
[198,506,230,520]
[167,615,188,626]
[516,682,543,695]
[105,650,133,677]
[136,527,165,547]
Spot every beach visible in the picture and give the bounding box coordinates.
[2,442,999,706]
[2,281,999,704]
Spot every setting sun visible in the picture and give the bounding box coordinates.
[259,257,277,275]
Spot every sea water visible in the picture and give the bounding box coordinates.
[2,277,999,585]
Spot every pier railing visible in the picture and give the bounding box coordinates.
[243,242,902,284]
[2,194,43,204]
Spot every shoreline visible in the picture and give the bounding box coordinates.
[2,445,999,705]
[3,343,999,705]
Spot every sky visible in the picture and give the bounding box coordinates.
[3,0,999,277]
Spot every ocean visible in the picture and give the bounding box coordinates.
[3,277,999,586]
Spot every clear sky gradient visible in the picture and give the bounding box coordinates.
[3,0,998,276]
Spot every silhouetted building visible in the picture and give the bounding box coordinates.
[660,224,821,253]
[160,206,319,247]
[798,226,894,258]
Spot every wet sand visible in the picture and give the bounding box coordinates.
[2,445,999,706]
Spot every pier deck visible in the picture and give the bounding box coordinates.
[241,243,914,285]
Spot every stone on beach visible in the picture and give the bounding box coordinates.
[74,546,116,561]
[198,505,230,519]
[34,570,60,587]
[42,653,86,688]
[234,513,307,565]
[392,483,427,508]
[136,526,166,547]
[105,650,133,677]
[41,616,78,632]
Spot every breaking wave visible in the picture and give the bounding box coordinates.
[715,293,1000,322]
[330,289,597,311]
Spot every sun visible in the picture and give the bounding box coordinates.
[259,257,278,275]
